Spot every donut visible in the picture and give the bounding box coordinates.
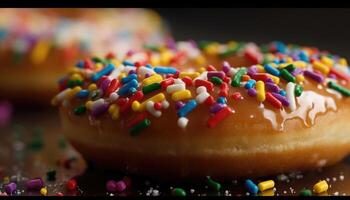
[52,40,350,178]
[0,8,169,103]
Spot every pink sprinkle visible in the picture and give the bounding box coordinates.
[0,100,12,127]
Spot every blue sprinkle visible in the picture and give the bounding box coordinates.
[154,67,178,74]
[121,74,138,84]
[76,90,89,98]
[128,87,137,95]
[275,41,287,54]
[76,60,84,68]
[123,60,134,66]
[299,51,309,62]
[264,64,280,76]
[217,97,227,104]
[91,64,115,82]
[273,59,280,64]
[245,179,259,195]
[244,79,256,89]
[146,64,153,68]
[177,100,197,117]
[117,79,138,96]
[279,90,286,96]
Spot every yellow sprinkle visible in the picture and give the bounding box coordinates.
[279,63,292,69]
[3,176,9,184]
[51,97,58,106]
[108,104,119,120]
[179,72,200,79]
[285,56,294,63]
[296,74,305,84]
[95,63,104,71]
[258,180,275,192]
[256,80,265,102]
[118,72,127,80]
[199,67,206,73]
[256,65,265,73]
[204,43,220,55]
[171,90,192,101]
[40,187,47,196]
[85,100,93,110]
[313,61,330,74]
[227,40,238,48]
[313,180,328,194]
[321,56,334,67]
[150,56,160,66]
[132,93,165,112]
[31,40,51,64]
[68,67,81,74]
[160,51,172,65]
[194,55,206,66]
[259,189,275,196]
[65,86,81,100]
[267,74,280,84]
[70,73,83,81]
[339,58,348,66]
[110,59,121,67]
[88,83,97,91]
[293,61,307,68]
[143,74,163,86]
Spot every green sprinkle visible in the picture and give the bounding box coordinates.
[207,177,221,192]
[46,170,56,181]
[67,80,75,88]
[74,105,86,115]
[142,83,161,94]
[75,79,84,86]
[299,188,312,196]
[92,57,107,65]
[219,42,243,58]
[171,188,187,196]
[130,119,151,136]
[294,85,303,97]
[231,68,247,87]
[58,136,67,149]
[328,81,350,97]
[284,64,296,72]
[28,137,43,151]
[210,77,222,85]
[280,68,295,83]
[143,44,160,52]
[198,41,214,49]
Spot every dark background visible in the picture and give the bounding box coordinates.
[154,8,350,59]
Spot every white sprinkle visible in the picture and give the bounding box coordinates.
[146,101,161,117]
[286,82,296,111]
[339,175,345,181]
[166,84,185,94]
[161,100,169,109]
[196,86,207,94]
[109,92,119,102]
[196,92,210,104]
[178,117,189,129]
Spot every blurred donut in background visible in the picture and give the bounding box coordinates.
[0,8,170,104]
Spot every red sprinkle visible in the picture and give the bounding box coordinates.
[218,82,229,97]
[181,76,193,87]
[223,76,231,84]
[120,91,144,114]
[231,92,242,100]
[244,50,260,65]
[204,95,215,106]
[194,79,214,92]
[66,179,77,191]
[55,192,64,196]
[330,68,350,82]
[161,78,175,90]
[105,79,120,97]
[206,65,217,71]
[126,113,148,129]
[134,62,142,68]
[116,98,128,107]
[154,102,162,110]
[105,52,115,59]
[266,92,282,109]
[84,59,94,69]
[252,73,270,82]
[207,107,232,128]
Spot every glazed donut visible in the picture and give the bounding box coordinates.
[52,40,350,178]
[0,8,169,103]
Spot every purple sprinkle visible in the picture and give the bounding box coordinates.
[292,54,299,61]
[91,103,109,118]
[106,180,117,192]
[115,181,127,192]
[291,68,303,76]
[207,71,225,79]
[328,73,337,79]
[4,183,16,195]
[128,70,136,75]
[26,178,44,190]
[188,39,198,48]
[210,103,225,113]
[265,82,280,93]
[248,66,258,77]
[271,92,290,106]
[247,88,257,97]
[166,38,177,50]
[222,61,230,73]
[0,100,12,127]
[265,78,274,83]
[304,70,324,83]
[100,79,111,92]
[145,73,150,78]
[175,101,185,110]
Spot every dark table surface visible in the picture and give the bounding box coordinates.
[0,107,349,196]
